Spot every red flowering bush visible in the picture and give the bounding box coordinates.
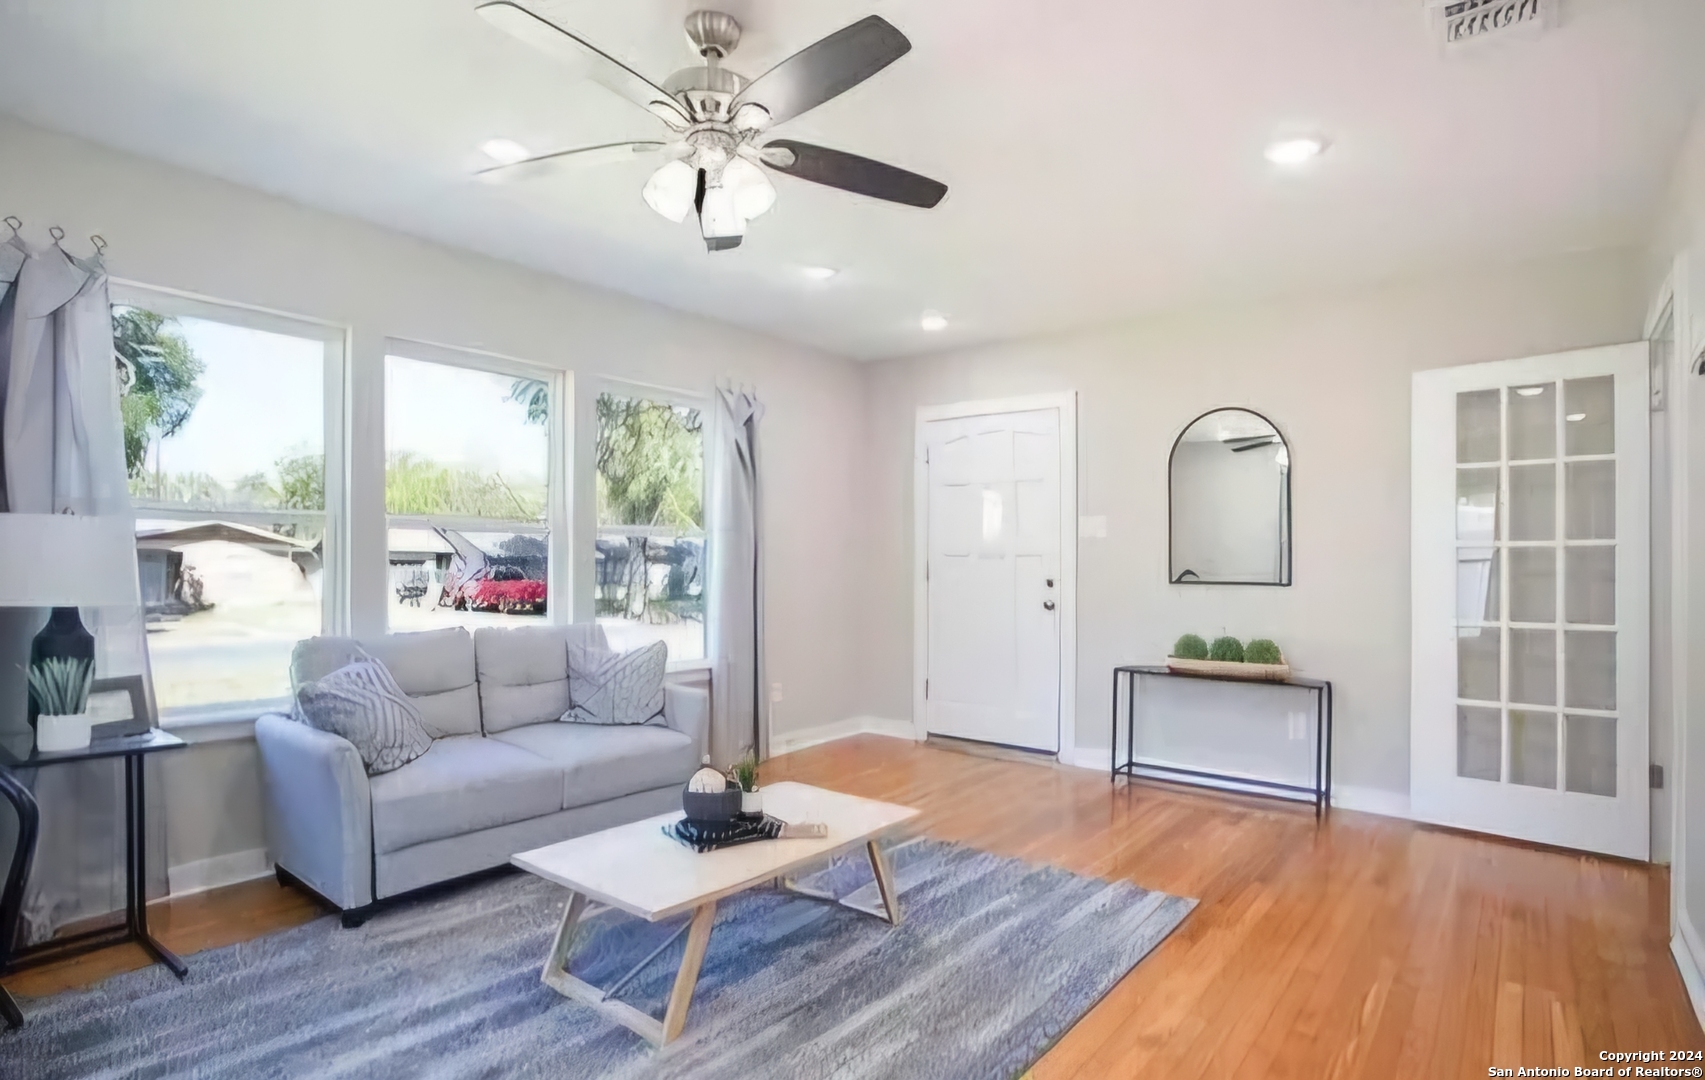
[469,579,547,614]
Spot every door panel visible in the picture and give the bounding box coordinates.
[1412,343,1649,859]
[925,408,1061,752]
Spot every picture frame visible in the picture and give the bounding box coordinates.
[85,675,153,740]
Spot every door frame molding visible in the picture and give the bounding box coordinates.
[913,392,1079,763]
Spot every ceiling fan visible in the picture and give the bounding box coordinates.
[474,3,948,251]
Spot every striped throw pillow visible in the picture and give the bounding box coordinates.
[296,660,432,775]
[562,641,668,726]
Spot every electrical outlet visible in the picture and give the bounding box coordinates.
[770,682,784,703]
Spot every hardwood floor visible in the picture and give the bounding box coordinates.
[5,734,1697,1078]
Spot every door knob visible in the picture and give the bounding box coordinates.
[1043,600,1055,611]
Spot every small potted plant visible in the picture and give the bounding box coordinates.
[28,656,94,752]
[729,751,762,816]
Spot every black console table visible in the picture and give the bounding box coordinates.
[0,727,188,1019]
[1111,665,1333,817]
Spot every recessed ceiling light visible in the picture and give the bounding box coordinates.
[920,311,948,332]
[1264,136,1326,166]
[480,138,531,165]
[1515,386,1546,396]
[1566,412,1587,422]
[801,266,838,280]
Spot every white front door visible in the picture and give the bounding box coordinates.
[924,407,1062,752]
[1411,343,1650,859]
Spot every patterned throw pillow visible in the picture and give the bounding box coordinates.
[563,641,668,726]
[296,660,433,775]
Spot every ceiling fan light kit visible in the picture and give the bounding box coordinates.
[473,2,947,252]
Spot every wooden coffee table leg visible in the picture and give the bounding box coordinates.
[660,901,716,1044]
[542,890,589,985]
[540,891,668,1045]
[866,840,903,926]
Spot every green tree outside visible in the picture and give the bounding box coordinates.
[114,307,204,477]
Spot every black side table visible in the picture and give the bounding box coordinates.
[1111,665,1334,817]
[0,727,188,1019]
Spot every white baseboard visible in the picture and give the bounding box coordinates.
[1675,913,1705,1033]
[167,847,273,898]
[1062,747,1113,772]
[1066,748,1413,821]
[1330,784,1412,820]
[770,716,919,757]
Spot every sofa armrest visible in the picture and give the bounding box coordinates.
[254,713,374,911]
[663,684,709,764]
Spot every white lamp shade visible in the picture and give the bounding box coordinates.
[0,513,138,607]
[642,160,697,223]
[721,157,776,221]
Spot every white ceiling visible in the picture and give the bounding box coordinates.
[0,0,1700,360]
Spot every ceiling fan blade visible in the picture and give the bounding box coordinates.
[761,140,946,208]
[732,16,911,127]
[475,141,670,182]
[475,2,691,130]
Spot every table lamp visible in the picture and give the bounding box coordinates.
[0,513,140,738]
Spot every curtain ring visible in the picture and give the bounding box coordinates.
[48,225,66,248]
[90,235,108,255]
[2,216,19,237]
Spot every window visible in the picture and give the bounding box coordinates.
[595,391,705,660]
[114,292,343,712]
[385,350,555,631]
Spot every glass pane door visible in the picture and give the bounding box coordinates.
[1453,377,1619,797]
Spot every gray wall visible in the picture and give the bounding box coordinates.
[860,248,1649,806]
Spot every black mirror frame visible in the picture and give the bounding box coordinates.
[1167,406,1293,587]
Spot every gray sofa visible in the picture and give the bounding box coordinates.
[255,624,707,925]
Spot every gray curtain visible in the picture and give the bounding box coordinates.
[0,236,161,943]
[706,383,765,768]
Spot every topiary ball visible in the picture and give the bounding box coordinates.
[1208,636,1245,663]
[1173,633,1209,660]
[1245,638,1282,665]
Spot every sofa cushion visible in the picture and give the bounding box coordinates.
[490,721,697,811]
[474,624,609,734]
[295,660,432,776]
[289,637,371,699]
[358,628,481,739]
[368,735,562,854]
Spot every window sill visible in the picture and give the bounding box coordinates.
[666,659,714,674]
[159,699,288,745]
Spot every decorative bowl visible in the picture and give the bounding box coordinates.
[681,784,743,824]
[1166,655,1292,682]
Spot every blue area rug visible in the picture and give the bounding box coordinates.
[5,838,1194,1079]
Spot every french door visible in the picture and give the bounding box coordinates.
[1411,344,1649,859]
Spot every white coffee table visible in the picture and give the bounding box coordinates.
[511,780,919,1045]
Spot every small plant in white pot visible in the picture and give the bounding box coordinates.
[729,751,762,815]
[28,657,94,752]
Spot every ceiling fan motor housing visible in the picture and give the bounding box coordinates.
[684,10,741,58]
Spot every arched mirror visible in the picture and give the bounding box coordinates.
[1169,408,1292,585]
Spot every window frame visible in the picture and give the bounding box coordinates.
[586,375,712,667]
[110,280,351,720]
[381,337,571,629]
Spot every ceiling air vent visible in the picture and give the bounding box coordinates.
[1430,0,1553,49]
